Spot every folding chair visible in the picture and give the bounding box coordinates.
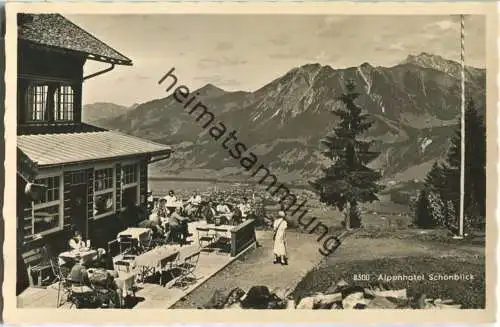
[171,249,201,289]
[108,239,120,258]
[113,253,136,273]
[67,281,96,309]
[149,235,167,249]
[141,235,154,252]
[51,259,71,308]
[213,227,231,254]
[148,226,167,249]
[118,235,139,254]
[196,226,215,252]
[53,261,96,308]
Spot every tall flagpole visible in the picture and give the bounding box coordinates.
[458,14,465,238]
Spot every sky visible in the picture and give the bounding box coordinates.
[66,14,486,106]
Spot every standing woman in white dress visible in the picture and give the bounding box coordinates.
[273,211,288,265]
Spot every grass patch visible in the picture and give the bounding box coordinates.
[292,255,485,309]
[355,228,485,246]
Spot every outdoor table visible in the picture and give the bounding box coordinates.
[58,248,98,265]
[134,246,180,285]
[204,224,234,233]
[117,227,152,245]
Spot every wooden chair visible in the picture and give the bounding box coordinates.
[22,246,53,288]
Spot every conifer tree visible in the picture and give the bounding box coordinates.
[442,100,486,229]
[311,81,382,229]
[424,161,447,196]
[414,188,436,228]
[423,100,486,231]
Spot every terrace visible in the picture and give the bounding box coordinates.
[17,220,258,309]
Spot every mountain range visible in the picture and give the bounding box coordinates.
[86,53,486,186]
[82,102,137,125]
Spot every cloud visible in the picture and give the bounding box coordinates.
[421,33,439,40]
[115,74,151,83]
[323,16,346,26]
[269,52,298,60]
[317,26,344,38]
[193,74,242,87]
[316,15,350,38]
[197,57,248,69]
[215,42,234,51]
[269,45,339,64]
[387,42,405,51]
[269,35,289,47]
[426,19,457,31]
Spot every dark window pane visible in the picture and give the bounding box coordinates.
[33,204,60,234]
[94,192,114,217]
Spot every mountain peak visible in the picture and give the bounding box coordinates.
[284,63,336,78]
[195,83,227,97]
[402,52,457,70]
[360,62,373,69]
[300,63,322,70]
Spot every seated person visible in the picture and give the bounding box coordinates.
[69,230,86,251]
[69,256,91,282]
[238,198,251,219]
[70,257,124,307]
[164,190,177,215]
[216,200,234,223]
[185,191,202,217]
[204,201,217,224]
[216,201,231,214]
[232,206,243,225]
[165,206,191,244]
[138,200,165,236]
[156,199,169,220]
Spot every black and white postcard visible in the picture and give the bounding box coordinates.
[3,1,498,324]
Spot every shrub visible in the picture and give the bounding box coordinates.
[414,189,436,228]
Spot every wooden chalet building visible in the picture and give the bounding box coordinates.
[16,13,171,292]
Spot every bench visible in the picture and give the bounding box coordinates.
[21,246,53,288]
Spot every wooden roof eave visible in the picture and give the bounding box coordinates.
[149,149,174,164]
[85,53,133,66]
[34,149,173,170]
[21,40,133,66]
